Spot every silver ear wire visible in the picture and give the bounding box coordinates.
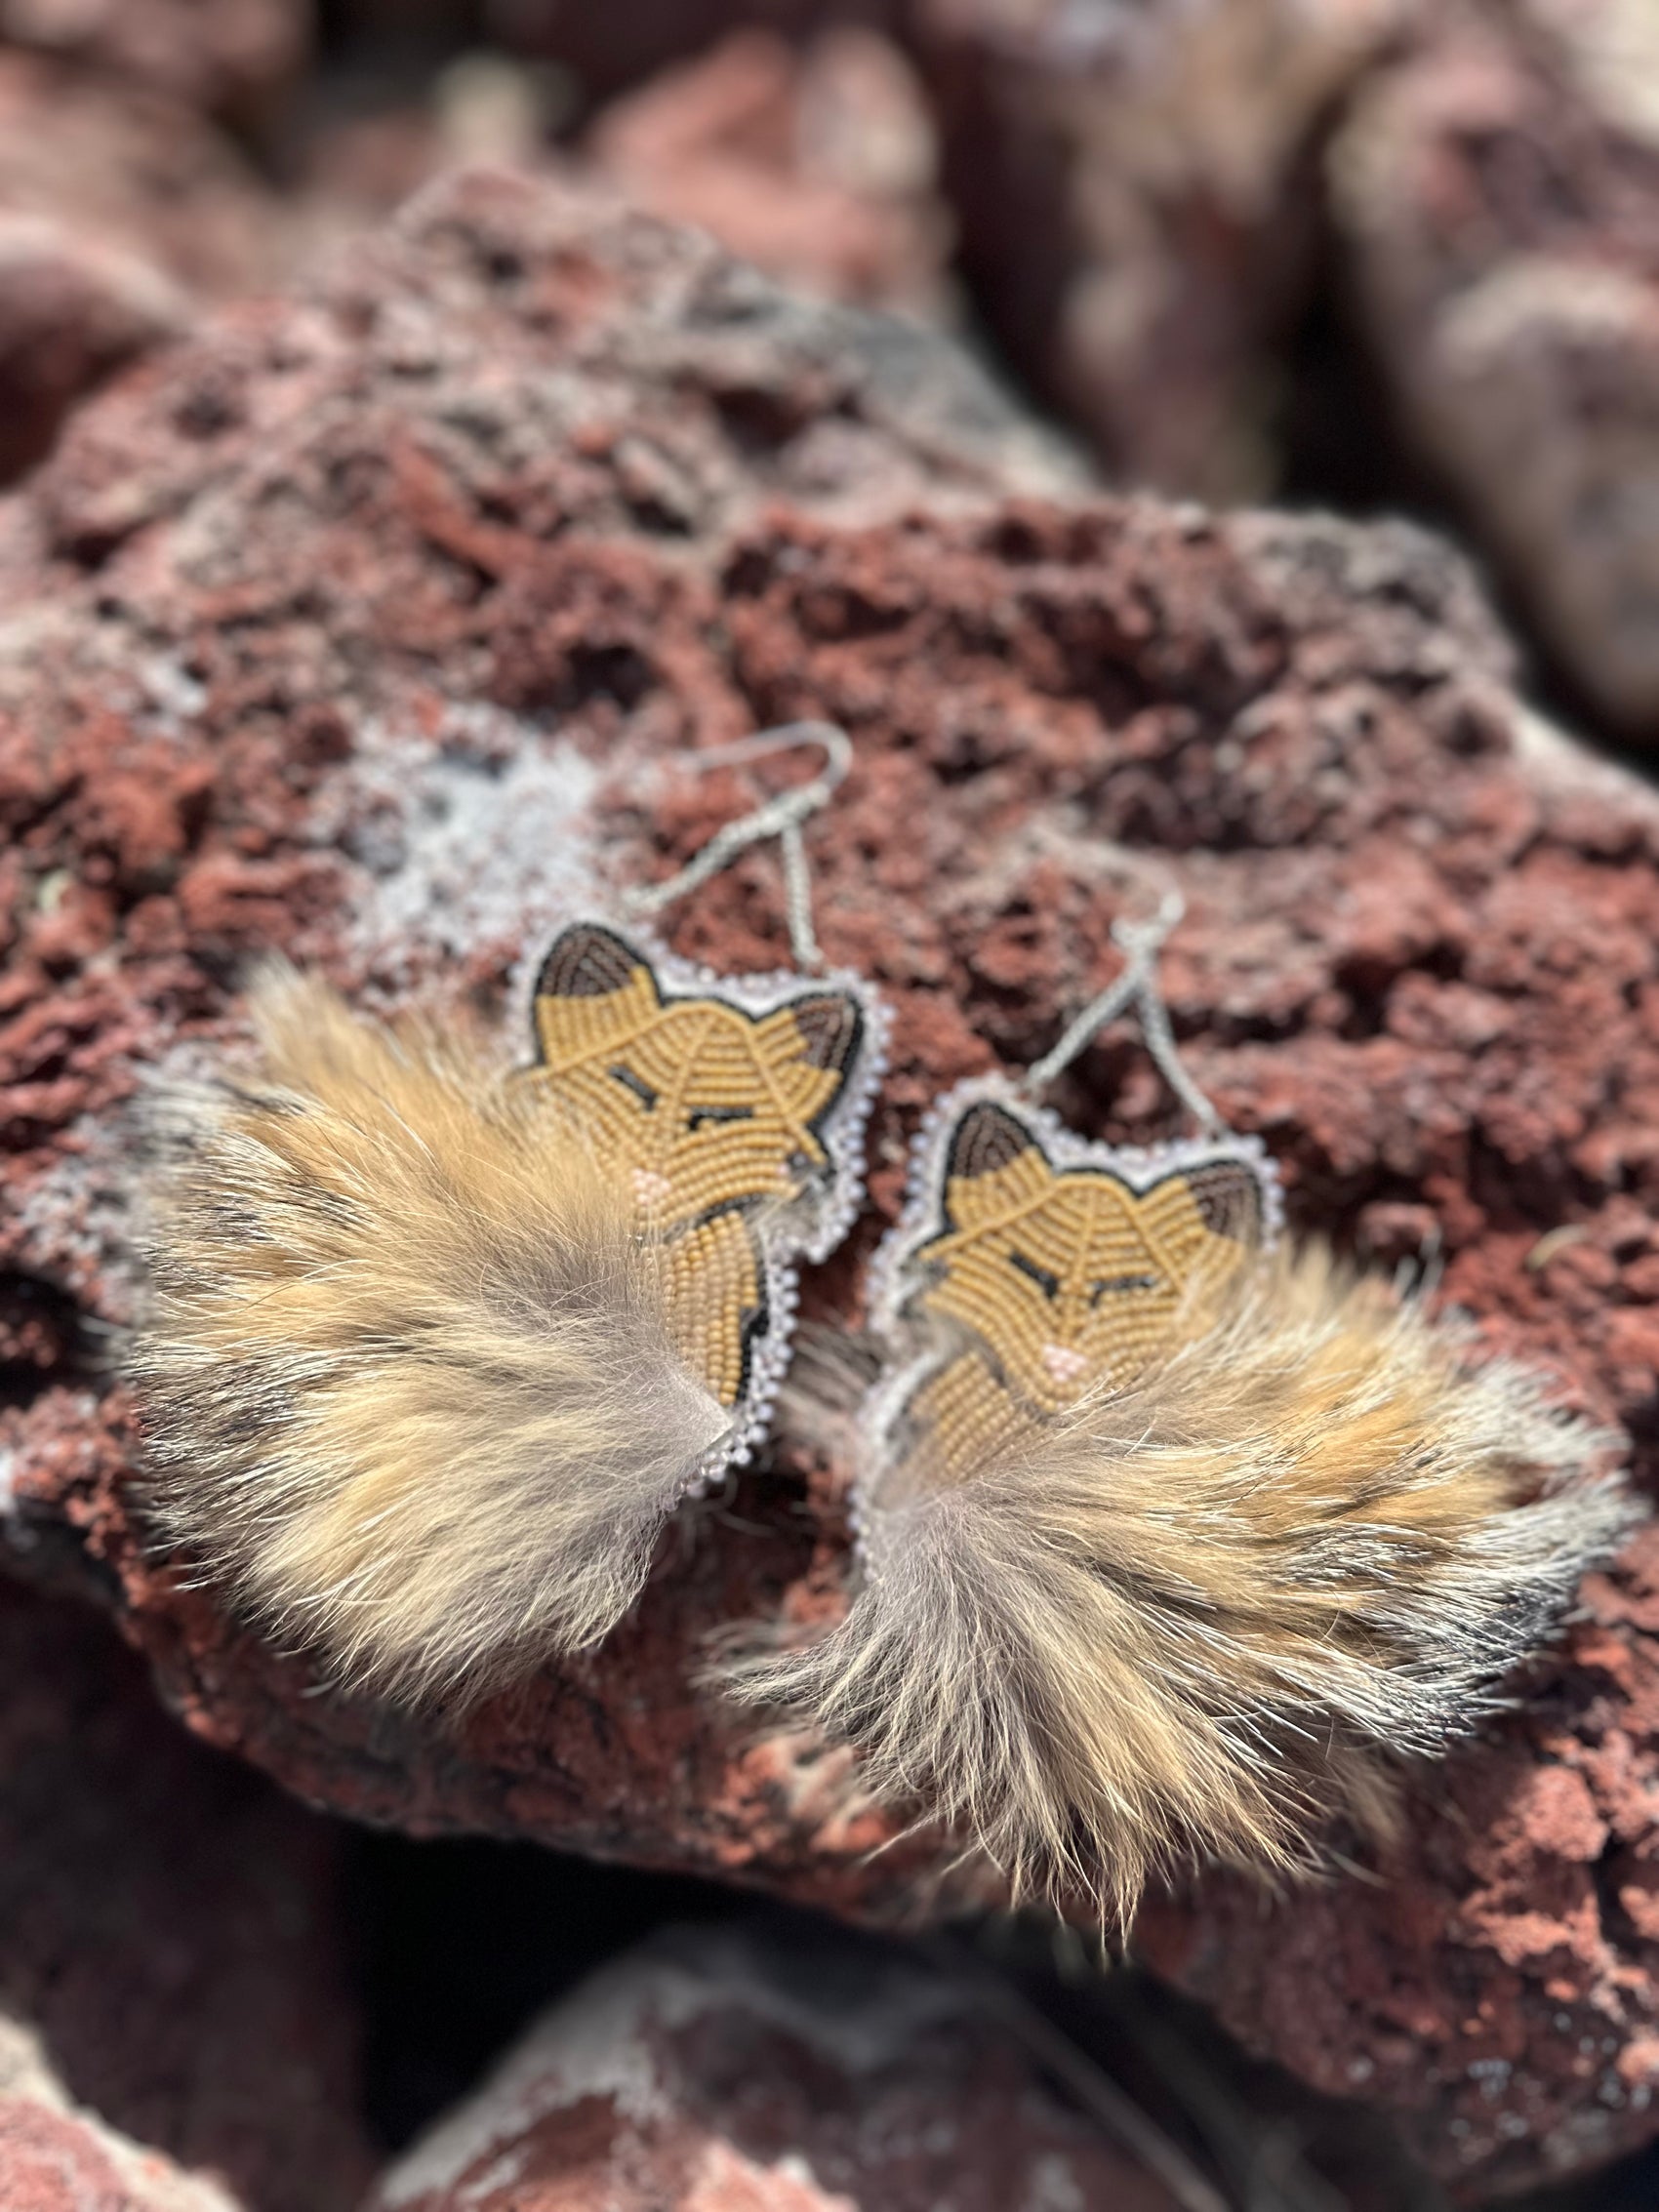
[1021,869,1225,1136]
[620,721,853,975]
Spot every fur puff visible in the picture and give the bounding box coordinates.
[132,969,729,1701]
[723,1245,1635,1925]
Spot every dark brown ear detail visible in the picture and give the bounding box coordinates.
[945,1100,1040,1186]
[1182,1159,1268,1246]
[789,993,864,1080]
[534,923,649,1003]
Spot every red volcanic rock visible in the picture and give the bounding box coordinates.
[0,0,308,126]
[2,167,1658,2196]
[0,2083,237,2212]
[1332,0,1659,741]
[291,30,952,327]
[911,0,1400,501]
[365,1925,1183,2212]
[0,1583,372,2212]
[0,56,290,484]
[586,28,952,321]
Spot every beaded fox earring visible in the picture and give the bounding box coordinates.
[134,723,885,1705]
[726,881,1632,1927]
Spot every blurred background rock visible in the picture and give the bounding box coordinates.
[10,0,1659,745]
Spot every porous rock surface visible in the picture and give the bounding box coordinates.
[0,1583,373,2212]
[1332,0,1659,738]
[0,2030,239,2212]
[366,1924,1182,2212]
[3,166,1659,2197]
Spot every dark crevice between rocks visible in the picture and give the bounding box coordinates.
[311,0,490,81]
[1522,2142,1659,2212]
[341,1831,753,2152]
[0,1519,127,1614]
[1275,206,1442,529]
[0,1271,99,1411]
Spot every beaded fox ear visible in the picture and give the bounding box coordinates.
[133,724,885,1704]
[726,883,1634,1927]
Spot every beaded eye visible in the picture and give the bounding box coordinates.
[1007,1250,1061,1298]
[606,1065,659,1109]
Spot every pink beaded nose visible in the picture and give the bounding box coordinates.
[1041,1343,1090,1386]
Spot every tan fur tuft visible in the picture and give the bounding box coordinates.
[722,1244,1635,1925]
[132,968,729,1701]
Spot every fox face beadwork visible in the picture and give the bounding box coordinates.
[518,920,881,1462]
[874,1093,1278,1484]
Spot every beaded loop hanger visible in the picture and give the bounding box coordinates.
[619,721,853,977]
[1020,877,1223,1135]
[515,721,887,1484]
